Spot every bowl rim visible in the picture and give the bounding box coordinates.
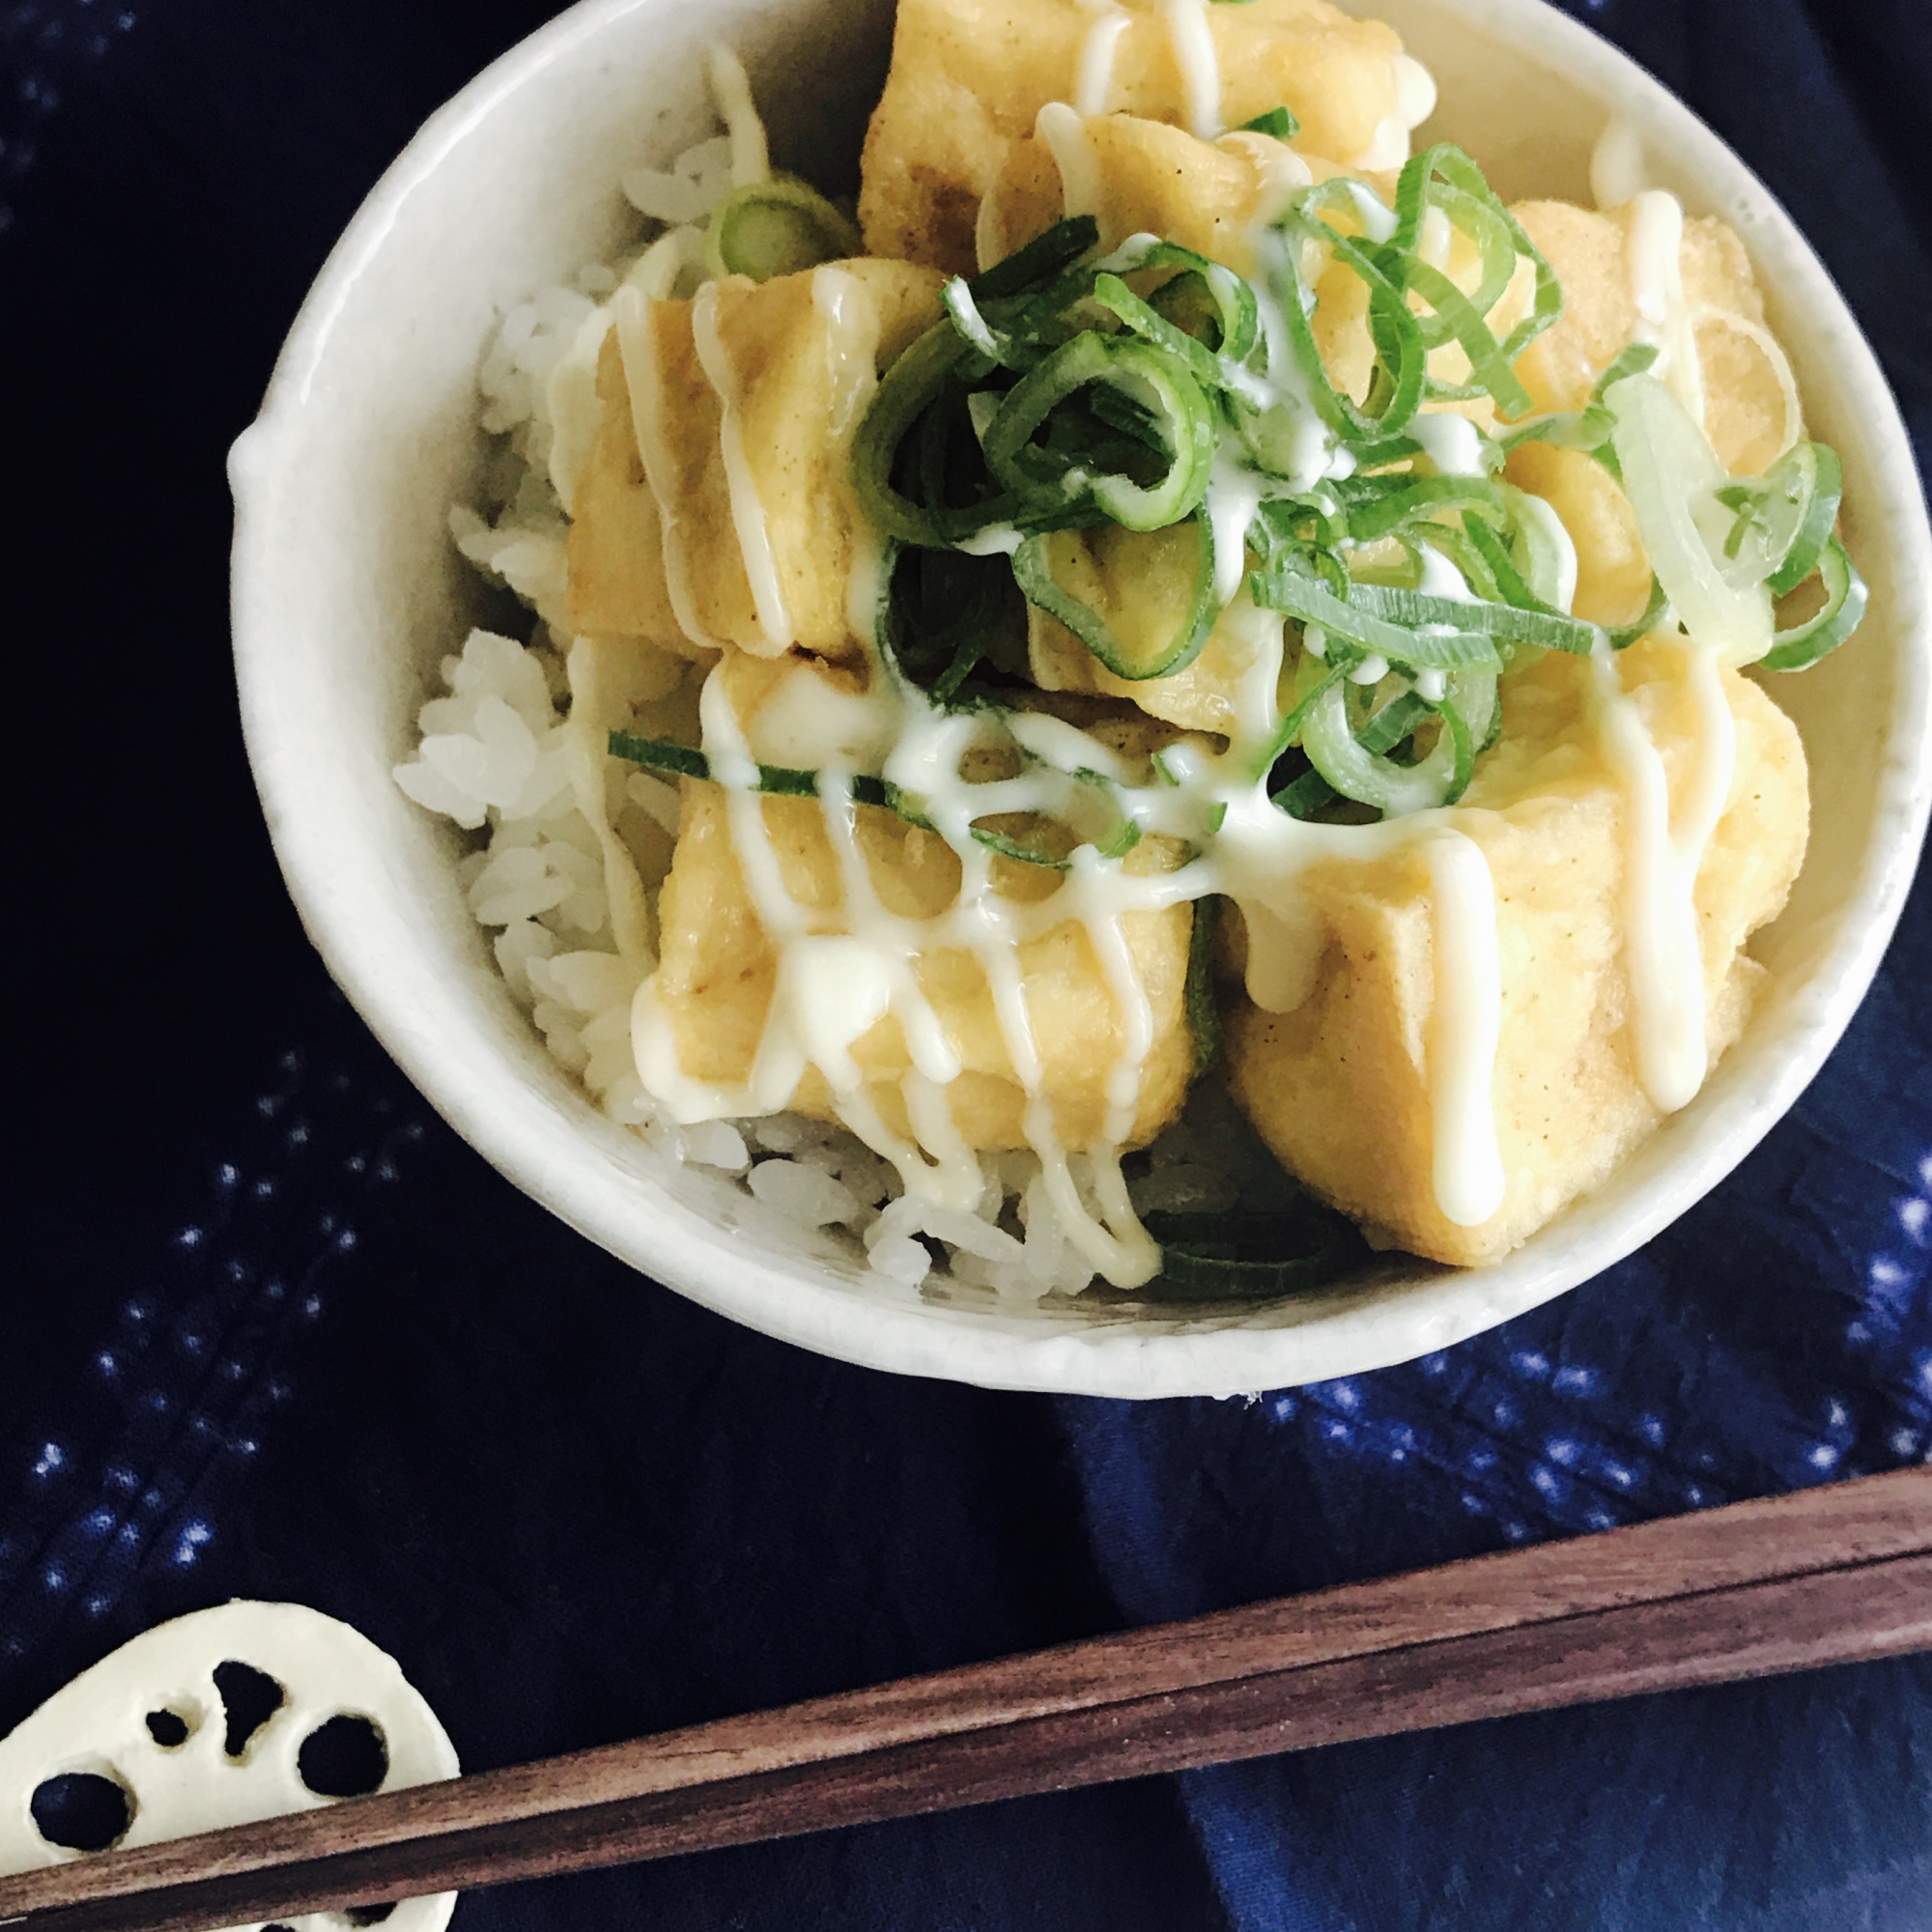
[231,0,1932,1398]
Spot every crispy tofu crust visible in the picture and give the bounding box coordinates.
[651,695,1198,1152]
[1514,199,1789,473]
[859,0,1404,272]
[571,259,944,656]
[1225,643,1808,1265]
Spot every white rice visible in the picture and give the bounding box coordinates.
[392,117,1267,1305]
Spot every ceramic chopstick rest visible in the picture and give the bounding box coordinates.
[0,1600,460,1930]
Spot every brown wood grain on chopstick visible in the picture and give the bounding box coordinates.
[3,1467,1928,1932]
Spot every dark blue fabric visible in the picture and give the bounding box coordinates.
[2,0,1929,1925]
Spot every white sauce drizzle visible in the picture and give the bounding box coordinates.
[691,280,796,650]
[1206,453,1265,606]
[612,284,726,652]
[1587,636,1735,1114]
[1353,51,1437,173]
[1590,116,1648,212]
[1626,188,1707,430]
[1409,410,1484,477]
[813,264,883,440]
[1159,0,1224,141]
[1037,100,1104,225]
[1415,546,1477,606]
[1512,491,1581,613]
[1426,834,1507,1226]
[1221,133,1315,226]
[1075,0,1132,117]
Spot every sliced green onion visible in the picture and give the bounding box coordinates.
[608,732,1110,869]
[1254,653,1344,775]
[1252,562,1500,669]
[1100,237,1261,363]
[941,276,1005,361]
[1238,106,1300,139]
[1093,271,1234,401]
[1768,444,1841,594]
[1391,146,1563,374]
[1605,573,1672,649]
[1013,518,1219,680]
[1760,537,1868,670]
[703,176,862,282]
[1270,199,1427,443]
[967,215,1099,301]
[982,333,1216,531]
[1397,255,1536,420]
[1142,1207,1361,1300]
[1331,472,1510,544]
[879,544,1022,703]
[1300,678,1473,813]
[1606,372,1773,666]
[1715,440,1843,596]
[852,323,975,546]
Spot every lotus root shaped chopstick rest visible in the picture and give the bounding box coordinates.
[0,1602,459,1931]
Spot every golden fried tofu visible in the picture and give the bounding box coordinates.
[565,331,686,645]
[982,113,1284,270]
[1504,441,1653,629]
[1224,641,1808,1265]
[1513,199,1790,473]
[616,258,944,657]
[860,0,1406,272]
[1024,526,1275,737]
[649,694,1197,1150]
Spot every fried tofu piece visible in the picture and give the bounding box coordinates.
[565,331,687,646]
[1513,199,1791,473]
[1024,526,1278,738]
[1504,440,1654,629]
[1224,642,1808,1265]
[648,673,1196,1151]
[982,113,1286,271]
[860,0,1406,273]
[615,258,944,657]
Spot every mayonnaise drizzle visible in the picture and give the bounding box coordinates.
[1589,116,1648,212]
[1409,410,1484,477]
[812,264,883,440]
[1587,636,1735,1115]
[691,280,796,650]
[1075,0,1131,117]
[1626,188,1707,430]
[1158,0,1223,141]
[1353,51,1437,173]
[1037,100,1103,224]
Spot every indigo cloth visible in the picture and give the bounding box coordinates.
[3,0,1930,1925]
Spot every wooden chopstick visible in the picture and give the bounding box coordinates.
[4,1466,1928,1932]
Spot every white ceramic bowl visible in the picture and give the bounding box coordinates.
[231,0,1932,1398]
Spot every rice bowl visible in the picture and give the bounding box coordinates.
[230,0,1932,1397]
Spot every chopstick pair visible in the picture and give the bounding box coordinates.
[3,1465,1928,1932]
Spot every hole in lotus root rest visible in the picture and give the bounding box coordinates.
[144,1709,191,1748]
[346,1906,398,1926]
[298,1715,389,1799]
[213,1659,286,1759]
[30,1772,134,1852]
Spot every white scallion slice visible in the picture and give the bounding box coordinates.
[1605,372,1773,666]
